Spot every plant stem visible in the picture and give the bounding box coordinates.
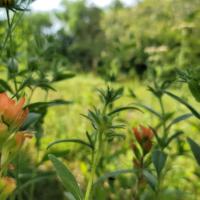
[159,97,167,139]
[6,8,19,97]
[84,132,102,200]
[84,153,96,200]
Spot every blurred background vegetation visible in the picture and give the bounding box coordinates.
[1,0,200,80]
[0,0,200,199]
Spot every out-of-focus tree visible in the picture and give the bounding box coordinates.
[101,0,200,79]
[1,0,200,79]
[56,0,106,71]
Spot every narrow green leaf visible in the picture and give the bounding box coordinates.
[150,127,163,147]
[85,131,94,147]
[108,106,141,116]
[188,80,200,102]
[167,113,193,130]
[49,154,83,200]
[166,131,184,146]
[134,103,162,119]
[40,150,70,164]
[21,112,41,129]
[128,88,137,98]
[187,137,200,166]
[0,79,13,93]
[152,150,167,176]
[26,99,72,110]
[88,109,100,125]
[64,192,76,200]
[165,91,200,119]
[53,73,75,82]
[36,82,56,91]
[47,139,93,150]
[143,170,158,191]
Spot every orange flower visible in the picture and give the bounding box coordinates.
[0,93,29,130]
[132,125,154,153]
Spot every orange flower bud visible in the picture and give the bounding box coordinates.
[0,93,29,130]
[143,140,153,152]
[132,125,154,153]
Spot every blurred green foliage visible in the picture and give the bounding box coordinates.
[0,0,200,199]
[1,0,200,80]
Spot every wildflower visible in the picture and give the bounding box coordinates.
[132,125,154,153]
[0,93,29,130]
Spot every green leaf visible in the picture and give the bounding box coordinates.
[188,80,200,102]
[166,131,184,146]
[164,91,200,119]
[128,88,137,98]
[86,131,94,147]
[53,73,75,82]
[187,137,200,166]
[152,150,167,176]
[49,154,83,200]
[35,81,56,91]
[0,79,13,93]
[108,106,141,116]
[143,170,158,191]
[64,192,76,200]
[47,139,93,150]
[155,112,174,130]
[26,99,72,110]
[40,150,70,164]
[134,103,162,119]
[21,112,41,129]
[149,127,162,147]
[167,113,193,130]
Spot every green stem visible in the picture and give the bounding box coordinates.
[159,97,167,140]
[84,153,96,200]
[6,8,19,97]
[155,176,161,200]
[29,149,40,200]
[84,132,102,200]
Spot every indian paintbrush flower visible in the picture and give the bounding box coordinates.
[132,125,154,153]
[0,93,29,131]
[0,93,30,182]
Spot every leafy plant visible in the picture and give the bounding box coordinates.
[48,86,140,200]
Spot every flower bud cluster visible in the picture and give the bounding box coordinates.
[0,93,31,199]
[131,125,154,169]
